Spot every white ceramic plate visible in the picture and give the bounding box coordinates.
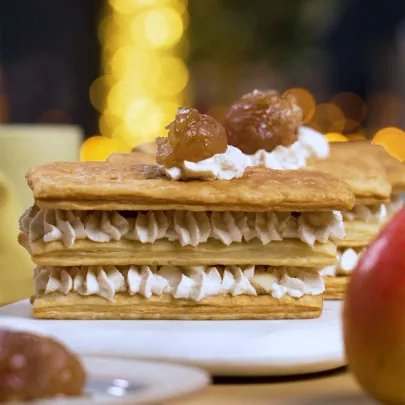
[3,356,209,405]
[0,300,346,376]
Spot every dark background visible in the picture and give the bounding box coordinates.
[1,0,404,138]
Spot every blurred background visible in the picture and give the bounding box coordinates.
[1,0,405,160]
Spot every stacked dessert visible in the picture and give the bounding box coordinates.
[348,142,405,217]
[310,143,392,299]
[19,93,355,320]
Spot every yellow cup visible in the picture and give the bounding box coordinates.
[0,124,82,209]
[0,124,82,305]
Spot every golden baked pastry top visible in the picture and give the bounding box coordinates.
[331,141,405,194]
[33,293,323,320]
[309,143,392,204]
[26,162,355,212]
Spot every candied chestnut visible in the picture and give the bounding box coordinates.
[224,89,304,154]
[156,107,227,167]
[0,329,86,402]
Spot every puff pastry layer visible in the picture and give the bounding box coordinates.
[337,220,380,247]
[26,163,355,212]
[322,276,348,300]
[19,233,337,267]
[331,142,405,194]
[32,292,323,320]
[309,143,391,204]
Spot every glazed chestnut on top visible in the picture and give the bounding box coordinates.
[156,107,227,167]
[224,89,304,154]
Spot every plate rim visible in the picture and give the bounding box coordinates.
[0,300,346,376]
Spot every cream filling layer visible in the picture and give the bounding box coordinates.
[248,126,329,169]
[161,145,249,181]
[342,198,404,223]
[160,126,329,181]
[342,204,388,223]
[20,208,345,248]
[320,248,364,277]
[34,265,325,302]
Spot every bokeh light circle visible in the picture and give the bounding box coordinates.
[346,133,366,141]
[325,133,348,142]
[80,136,131,161]
[283,88,316,124]
[373,127,405,161]
[331,92,365,131]
[124,98,165,138]
[144,7,183,47]
[89,76,112,112]
[157,57,189,95]
[308,103,346,134]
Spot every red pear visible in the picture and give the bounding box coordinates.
[343,206,405,404]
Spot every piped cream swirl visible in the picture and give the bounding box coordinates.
[320,248,365,277]
[342,204,388,223]
[34,265,325,301]
[159,127,329,180]
[247,126,330,170]
[161,145,249,181]
[21,207,345,248]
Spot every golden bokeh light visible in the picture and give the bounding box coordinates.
[346,133,367,141]
[157,56,189,95]
[331,92,365,131]
[124,98,164,139]
[325,133,348,142]
[144,7,183,47]
[373,127,405,161]
[99,110,121,137]
[108,0,135,14]
[283,88,316,123]
[92,0,188,149]
[308,103,346,134]
[89,76,112,112]
[109,0,177,15]
[80,136,131,161]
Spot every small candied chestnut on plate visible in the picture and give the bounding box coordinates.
[224,89,303,154]
[156,107,228,167]
[0,328,86,402]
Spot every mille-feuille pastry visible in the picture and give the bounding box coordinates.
[19,106,355,320]
[348,141,405,215]
[309,143,392,299]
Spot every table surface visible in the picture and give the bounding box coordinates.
[167,369,378,405]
